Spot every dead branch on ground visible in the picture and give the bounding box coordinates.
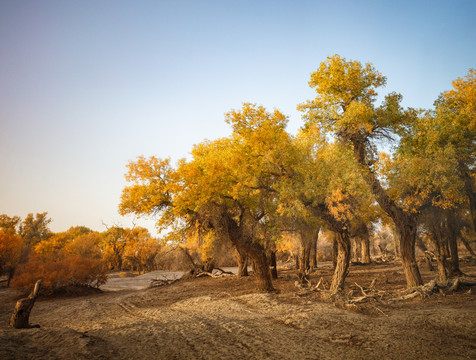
[149,274,181,288]
[195,268,235,278]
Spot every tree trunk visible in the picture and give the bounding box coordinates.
[7,267,15,287]
[10,280,42,329]
[460,235,476,258]
[435,241,448,283]
[300,244,311,272]
[430,225,448,283]
[424,252,434,272]
[203,261,215,273]
[352,139,423,288]
[235,242,273,291]
[236,249,249,277]
[251,249,274,291]
[298,230,315,280]
[397,220,424,288]
[416,235,428,252]
[332,233,338,270]
[310,230,319,268]
[227,227,274,291]
[446,213,462,276]
[361,230,371,264]
[351,237,360,262]
[459,161,476,231]
[442,237,450,258]
[179,246,200,272]
[269,251,278,279]
[294,254,299,270]
[330,232,351,294]
[394,230,401,257]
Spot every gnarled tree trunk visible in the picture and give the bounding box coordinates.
[235,241,273,291]
[10,280,41,329]
[208,209,274,292]
[330,232,351,294]
[396,219,424,287]
[309,206,351,293]
[250,247,274,291]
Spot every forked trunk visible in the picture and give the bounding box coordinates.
[235,243,273,291]
[232,235,274,291]
[216,212,274,292]
[330,232,351,294]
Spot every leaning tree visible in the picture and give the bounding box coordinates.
[299,55,426,287]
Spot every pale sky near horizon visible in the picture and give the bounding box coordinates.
[1,0,475,236]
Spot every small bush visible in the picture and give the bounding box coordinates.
[11,254,108,295]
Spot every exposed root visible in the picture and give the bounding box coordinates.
[294,276,327,297]
[326,276,475,310]
[389,277,476,302]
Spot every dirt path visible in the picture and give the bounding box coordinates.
[0,264,475,359]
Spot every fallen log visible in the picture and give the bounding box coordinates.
[10,280,42,329]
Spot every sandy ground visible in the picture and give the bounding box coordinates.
[0,262,475,360]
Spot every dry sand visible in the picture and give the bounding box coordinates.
[0,262,475,359]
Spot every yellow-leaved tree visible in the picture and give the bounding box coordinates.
[120,103,295,291]
[299,54,426,288]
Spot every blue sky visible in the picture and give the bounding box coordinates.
[1,0,475,235]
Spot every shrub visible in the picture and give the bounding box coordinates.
[11,254,108,295]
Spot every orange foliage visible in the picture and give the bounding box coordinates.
[0,230,23,270]
[11,254,107,295]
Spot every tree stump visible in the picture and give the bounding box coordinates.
[9,280,42,329]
